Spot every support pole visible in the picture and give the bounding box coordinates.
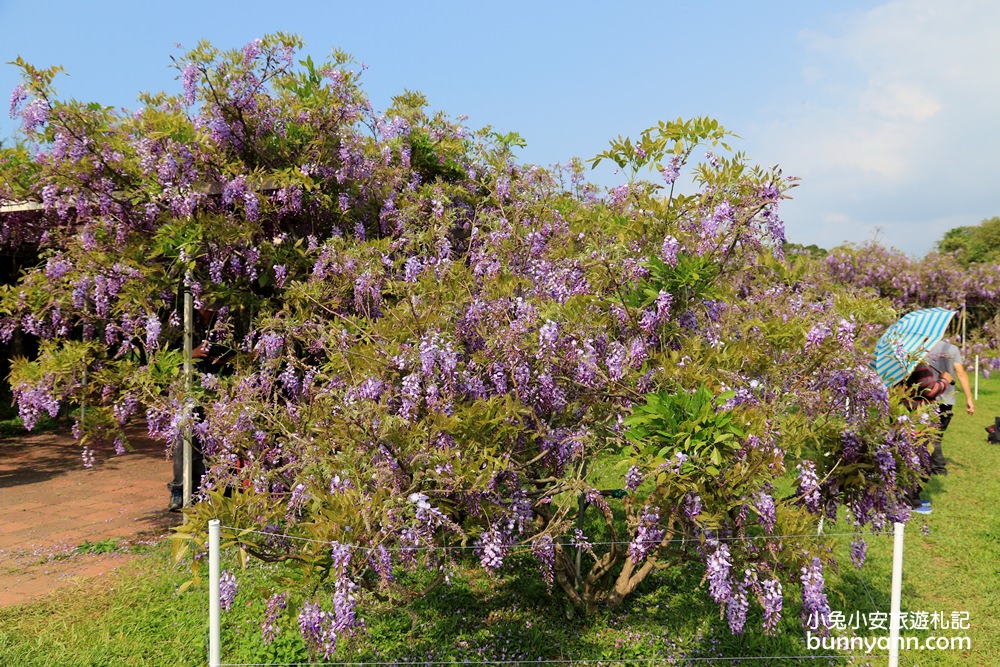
[209,519,221,667]
[975,355,979,401]
[888,521,905,667]
[80,365,87,431]
[961,305,967,356]
[183,289,193,510]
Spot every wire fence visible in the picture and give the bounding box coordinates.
[216,657,869,666]
[194,519,955,667]
[224,525,897,549]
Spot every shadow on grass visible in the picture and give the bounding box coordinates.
[304,553,842,666]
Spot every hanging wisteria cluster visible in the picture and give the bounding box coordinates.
[1,35,941,656]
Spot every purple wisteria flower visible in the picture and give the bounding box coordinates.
[660,155,682,186]
[20,98,48,133]
[538,319,559,355]
[296,546,363,657]
[605,341,627,381]
[624,465,643,492]
[762,207,786,253]
[279,363,300,396]
[712,202,734,225]
[495,174,510,201]
[571,528,593,557]
[873,443,896,486]
[255,332,284,359]
[682,492,702,522]
[661,235,680,267]
[840,429,863,463]
[219,570,238,611]
[369,545,393,583]
[658,451,689,475]
[608,184,630,208]
[532,534,555,592]
[804,324,829,352]
[200,373,221,392]
[760,578,783,634]
[629,505,665,564]
[13,379,61,431]
[273,264,287,288]
[145,314,161,351]
[755,490,776,533]
[706,541,732,603]
[181,62,199,106]
[329,474,353,494]
[9,83,27,119]
[796,460,822,513]
[726,582,749,634]
[640,290,673,332]
[850,536,867,569]
[404,256,422,282]
[208,257,225,283]
[45,257,73,280]
[836,318,855,349]
[540,428,585,474]
[242,38,263,65]
[399,373,421,421]
[478,528,509,572]
[800,557,831,632]
[286,483,309,521]
[574,339,599,386]
[262,592,287,645]
[329,542,362,637]
[298,602,337,658]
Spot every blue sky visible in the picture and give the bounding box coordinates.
[2,0,997,256]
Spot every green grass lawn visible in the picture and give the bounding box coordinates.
[832,374,1000,667]
[2,379,998,666]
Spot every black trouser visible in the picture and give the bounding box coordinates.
[167,436,205,496]
[930,404,953,476]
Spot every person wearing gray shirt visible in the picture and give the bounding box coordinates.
[927,340,976,475]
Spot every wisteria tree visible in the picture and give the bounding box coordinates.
[2,35,943,656]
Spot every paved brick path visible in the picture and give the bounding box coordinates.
[0,424,180,606]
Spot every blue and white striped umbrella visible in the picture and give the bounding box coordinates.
[873,307,956,386]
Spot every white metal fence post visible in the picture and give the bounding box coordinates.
[888,521,904,667]
[209,519,221,667]
[183,289,194,511]
[975,355,979,401]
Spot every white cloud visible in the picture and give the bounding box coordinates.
[753,0,1000,255]
[859,82,941,121]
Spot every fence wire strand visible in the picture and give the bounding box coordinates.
[219,524,893,552]
[219,656,884,666]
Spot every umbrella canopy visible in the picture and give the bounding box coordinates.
[874,307,956,386]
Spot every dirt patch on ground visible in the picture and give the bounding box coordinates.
[0,425,181,607]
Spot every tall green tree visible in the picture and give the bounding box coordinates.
[937,216,1000,265]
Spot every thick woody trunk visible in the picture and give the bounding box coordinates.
[555,517,677,613]
[605,556,656,607]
